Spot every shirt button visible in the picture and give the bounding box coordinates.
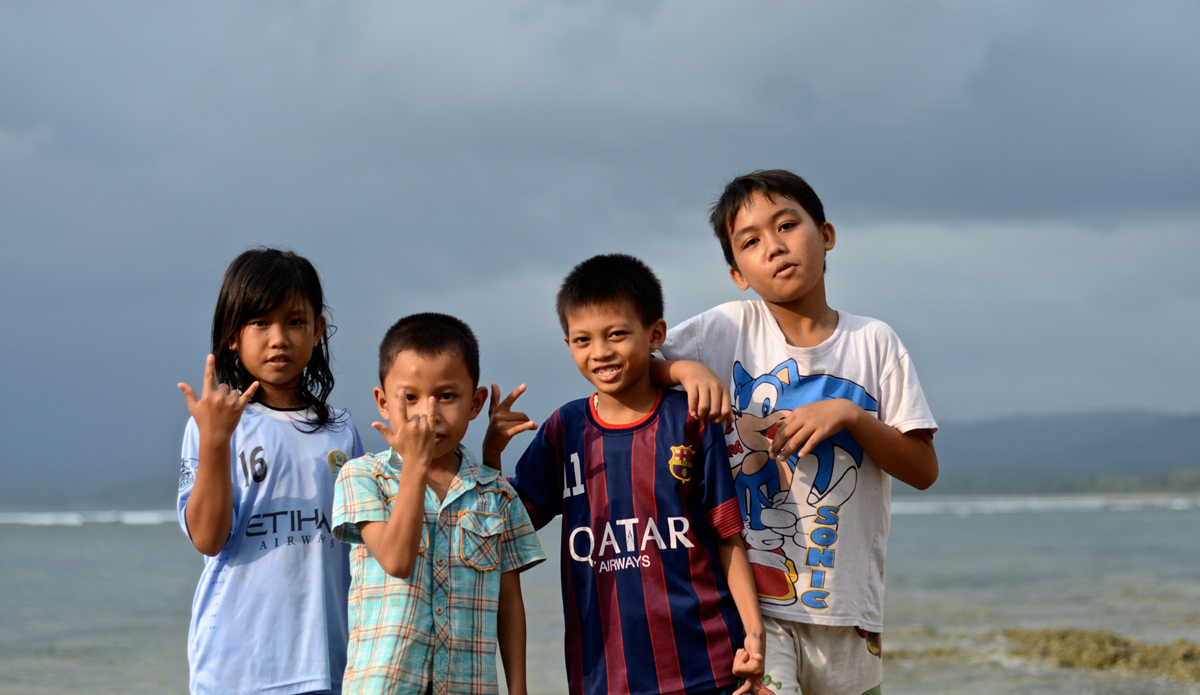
[435,606,443,615]
[436,557,445,567]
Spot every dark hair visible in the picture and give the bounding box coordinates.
[378,313,480,388]
[555,254,664,334]
[709,169,827,269]
[211,248,338,430]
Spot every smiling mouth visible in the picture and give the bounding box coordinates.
[266,356,292,367]
[593,365,621,383]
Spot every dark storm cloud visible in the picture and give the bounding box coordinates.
[0,1,1197,504]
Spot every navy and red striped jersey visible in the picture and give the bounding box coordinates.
[510,389,746,695]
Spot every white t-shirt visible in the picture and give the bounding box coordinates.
[177,402,364,695]
[660,301,936,631]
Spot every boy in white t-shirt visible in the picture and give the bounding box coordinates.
[656,170,939,695]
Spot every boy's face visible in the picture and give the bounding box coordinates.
[727,190,836,304]
[374,349,487,462]
[564,301,667,398]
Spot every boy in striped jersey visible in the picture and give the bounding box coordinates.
[487,254,765,695]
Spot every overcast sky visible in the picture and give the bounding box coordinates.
[2,1,1198,503]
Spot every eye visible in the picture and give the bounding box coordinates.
[405,393,418,402]
[749,382,780,418]
[741,237,758,250]
[439,392,457,401]
[609,330,627,340]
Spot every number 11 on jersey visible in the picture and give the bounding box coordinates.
[563,452,585,498]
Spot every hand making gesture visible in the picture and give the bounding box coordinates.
[372,389,437,468]
[481,383,537,470]
[177,354,259,440]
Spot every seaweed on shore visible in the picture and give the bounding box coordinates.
[1003,628,1200,682]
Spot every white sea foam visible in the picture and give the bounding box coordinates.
[0,510,177,526]
[892,494,1200,516]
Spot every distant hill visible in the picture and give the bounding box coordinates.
[913,410,1200,495]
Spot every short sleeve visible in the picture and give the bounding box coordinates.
[509,410,568,529]
[658,312,704,363]
[176,418,240,542]
[497,483,547,573]
[348,421,366,458]
[659,303,745,385]
[332,457,388,545]
[695,420,744,539]
[176,418,200,536]
[878,348,938,435]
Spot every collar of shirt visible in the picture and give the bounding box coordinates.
[384,445,500,510]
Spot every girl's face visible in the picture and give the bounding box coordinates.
[230,297,326,409]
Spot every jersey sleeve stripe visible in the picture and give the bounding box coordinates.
[706,498,745,539]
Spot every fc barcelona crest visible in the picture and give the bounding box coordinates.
[669,445,694,483]
[327,449,348,477]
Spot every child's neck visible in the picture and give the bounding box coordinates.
[764,288,839,348]
[255,382,304,410]
[426,448,463,502]
[593,374,660,426]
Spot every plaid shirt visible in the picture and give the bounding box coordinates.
[332,446,545,695]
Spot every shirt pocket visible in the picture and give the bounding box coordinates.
[458,511,504,571]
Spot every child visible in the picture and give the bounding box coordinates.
[331,313,545,695]
[657,170,940,695]
[176,248,364,695]
[488,254,766,695]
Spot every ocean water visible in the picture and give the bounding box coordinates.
[2,495,1198,695]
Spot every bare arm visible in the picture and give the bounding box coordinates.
[359,392,437,578]
[178,355,259,556]
[770,399,938,490]
[717,534,765,694]
[648,358,732,423]
[497,570,528,695]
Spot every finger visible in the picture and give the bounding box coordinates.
[177,383,199,407]
[695,386,711,420]
[424,396,438,433]
[393,389,409,423]
[719,388,733,424]
[795,430,826,460]
[500,383,527,411]
[237,381,260,407]
[371,421,394,441]
[504,420,538,437]
[489,383,501,416]
[779,425,814,461]
[203,354,217,394]
[769,416,804,456]
[731,679,752,695]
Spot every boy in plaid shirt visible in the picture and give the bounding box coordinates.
[333,313,545,695]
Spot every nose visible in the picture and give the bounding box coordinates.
[764,230,787,260]
[267,322,288,347]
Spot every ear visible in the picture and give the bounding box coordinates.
[729,266,751,292]
[821,222,836,252]
[373,386,389,421]
[314,315,328,344]
[468,385,489,420]
[647,318,668,352]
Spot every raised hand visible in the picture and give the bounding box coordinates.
[178,354,259,439]
[481,383,537,470]
[769,398,862,463]
[372,390,437,468]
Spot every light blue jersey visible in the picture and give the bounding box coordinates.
[177,402,364,695]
